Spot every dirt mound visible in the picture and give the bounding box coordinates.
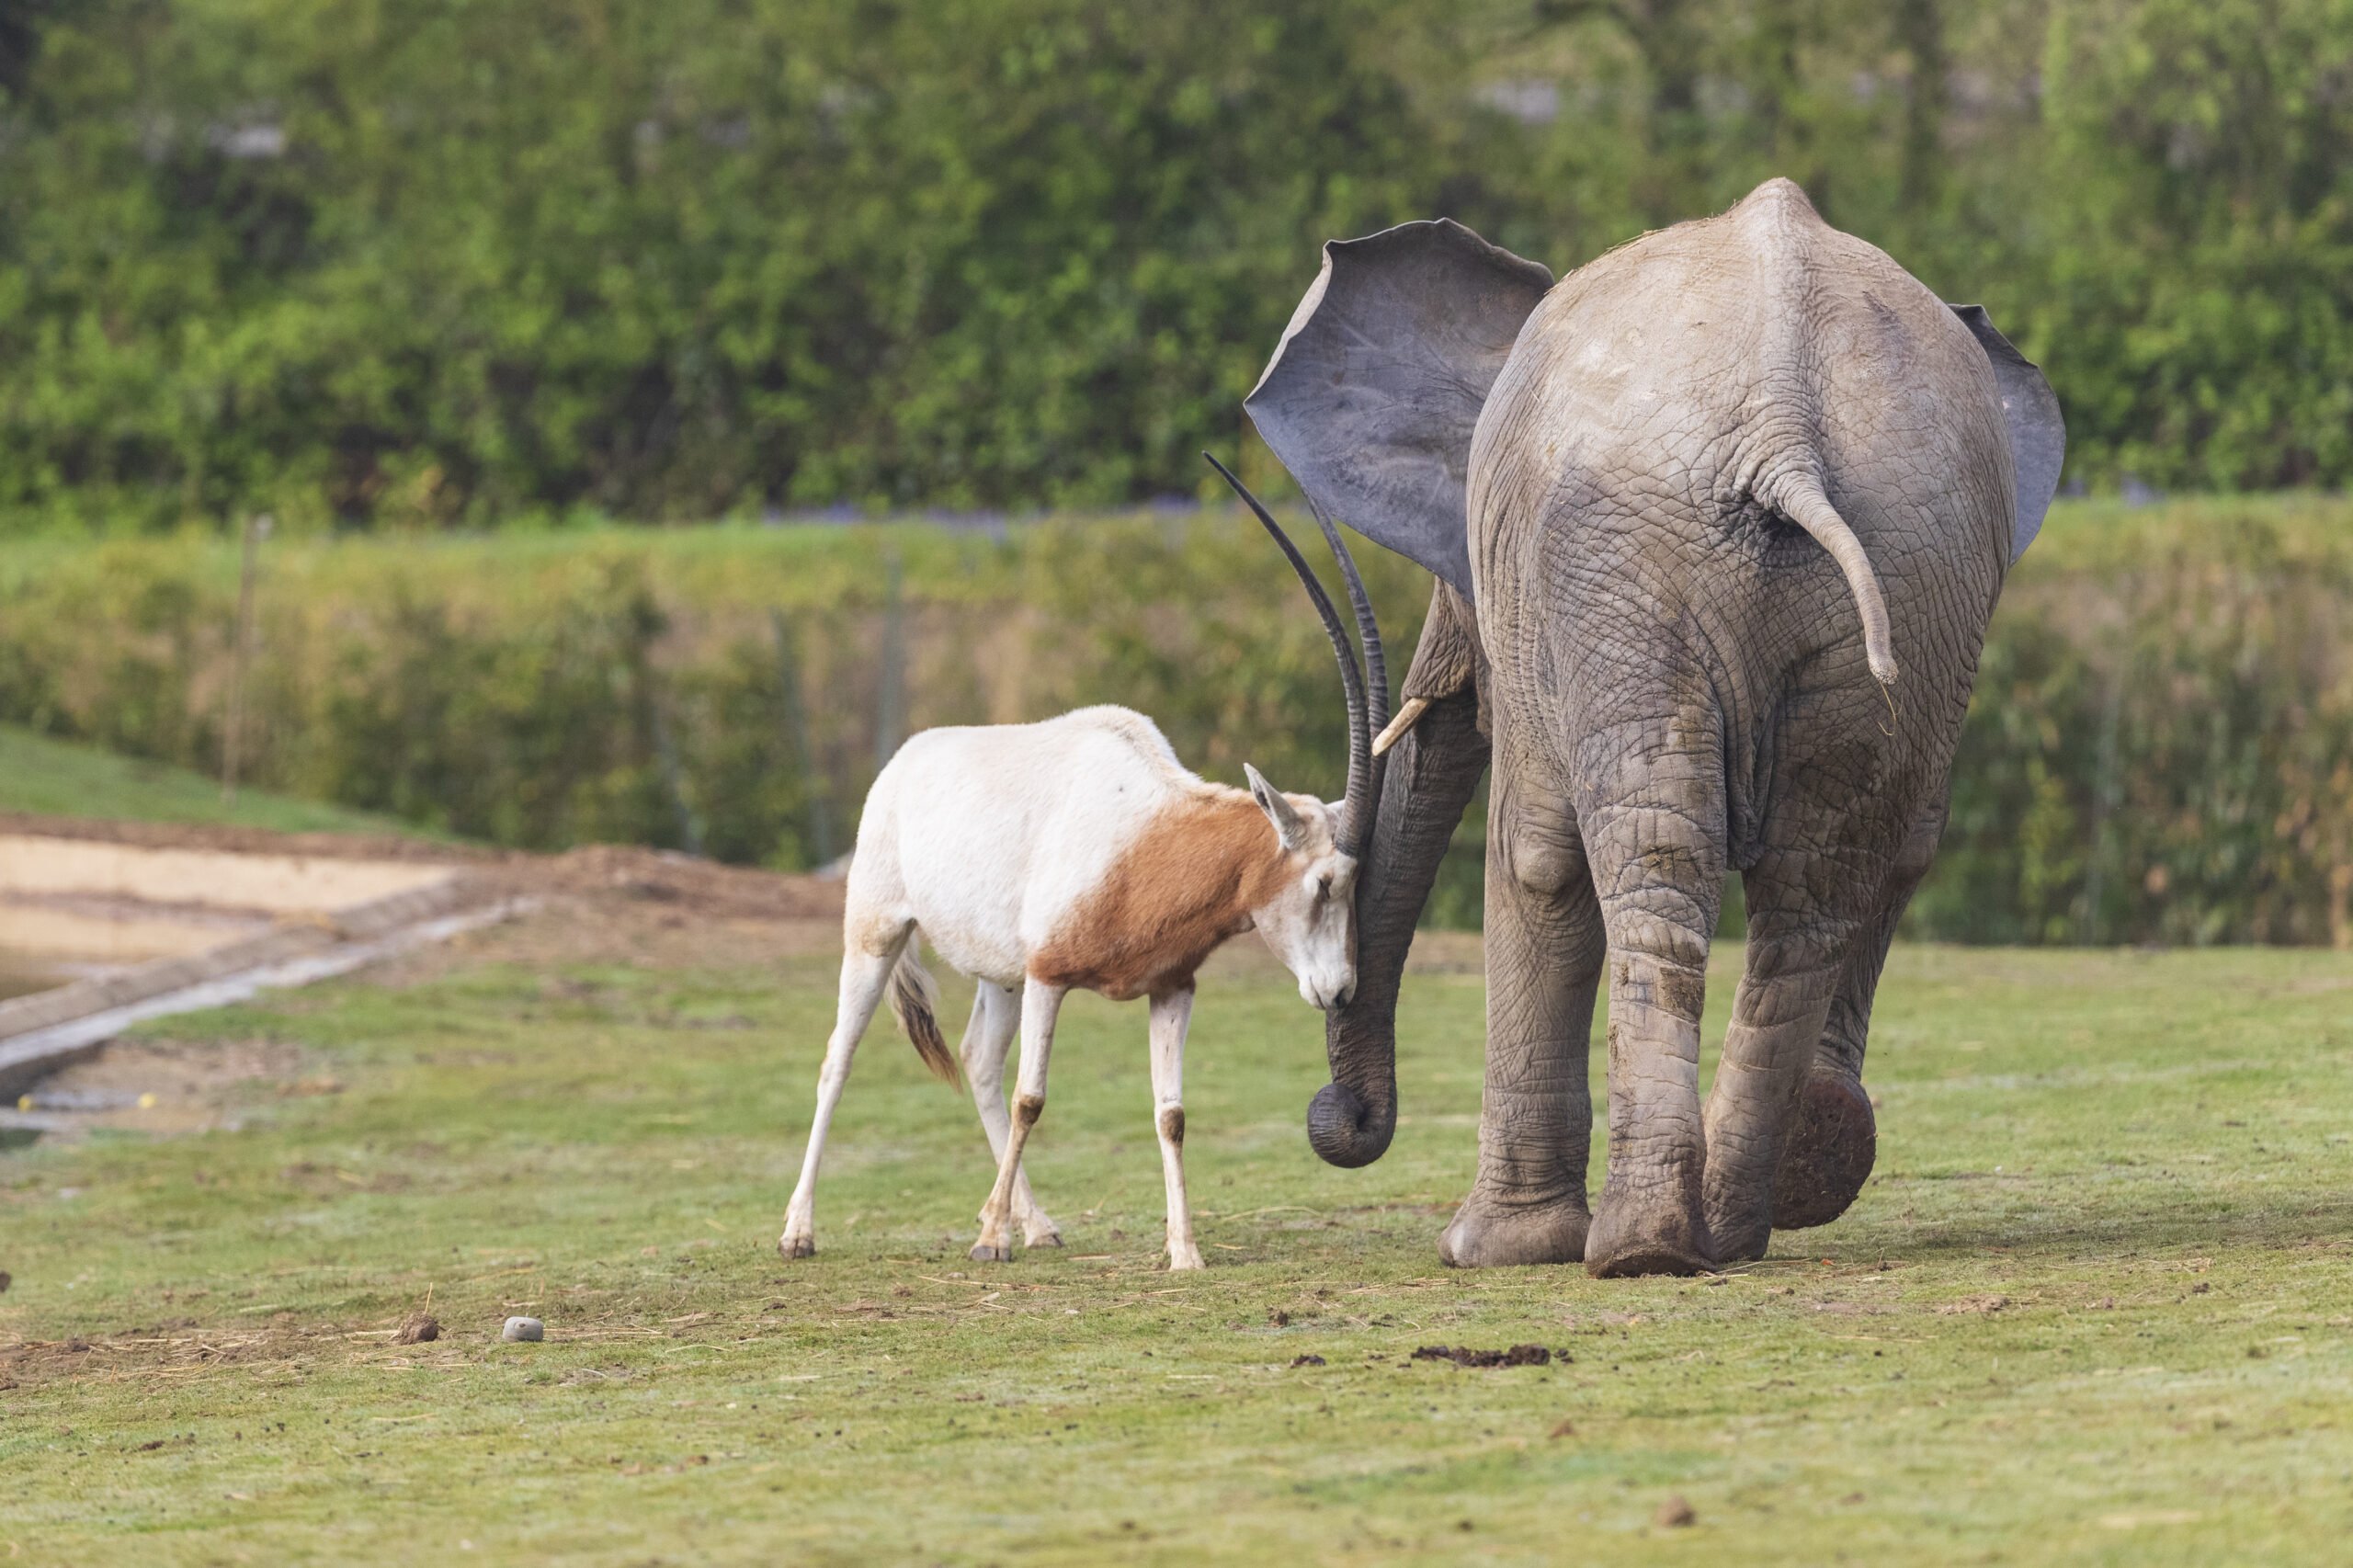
[0,812,495,866]
[1412,1344,1554,1369]
[537,846,843,923]
[0,812,850,995]
[0,812,845,928]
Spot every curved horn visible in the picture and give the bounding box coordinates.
[1304,495,1389,738]
[1202,453,1373,856]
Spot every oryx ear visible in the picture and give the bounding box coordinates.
[1245,221,1552,604]
[1244,763,1307,853]
[1948,303,2066,562]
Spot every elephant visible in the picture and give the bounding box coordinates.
[1245,177,2063,1277]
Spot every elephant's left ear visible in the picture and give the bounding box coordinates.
[1948,304,2065,562]
[1246,221,1553,602]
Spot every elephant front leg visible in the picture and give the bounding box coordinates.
[1439,759,1601,1267]
[1765,941,1889,1238]
[1771,796,1945,1231]
[1700,903,1843,1261]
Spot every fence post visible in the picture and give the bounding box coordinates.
[221,512,271,805]
[873,548,907,770]
[2075,661,2126,945]
[770,608,835,869]
[647,687,703,858]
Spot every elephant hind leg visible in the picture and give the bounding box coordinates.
[1578,795,1727,1279]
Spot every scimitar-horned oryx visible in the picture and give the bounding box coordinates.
[780,456,1390,1269]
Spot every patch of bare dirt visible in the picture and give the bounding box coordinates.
[0,1312,491,1391]
[14,1035,323,1139]
[1,890,280,930]
[0,812,497,865]
[373,897,844,985]
[0,810,1483,984]
[533,846,841,923]
[373,845,849,980]
[0,809,854,983]
[1412,1343,1555,1368]
[0,813,841,924]
[0,1321,316,1390]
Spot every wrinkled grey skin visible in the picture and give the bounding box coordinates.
[1251,179,2063,1276]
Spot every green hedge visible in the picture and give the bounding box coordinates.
[6,0,2353,526]
[0,494,2347,945]
[1917,501,2353,946]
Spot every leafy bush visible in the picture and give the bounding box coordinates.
[1921,502,2353,946]
[5,1,2353,527]
[0,496,2346,946]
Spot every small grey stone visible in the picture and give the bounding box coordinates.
[502,1316,544,1343]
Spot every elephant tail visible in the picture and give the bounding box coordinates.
[1760,469,1900,687]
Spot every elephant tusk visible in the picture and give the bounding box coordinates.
[1371,697,1430,756]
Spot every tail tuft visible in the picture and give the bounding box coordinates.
[889,944,961,1087]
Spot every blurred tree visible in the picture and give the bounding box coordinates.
[0,0,2348,528]
[1893,0,1948,213]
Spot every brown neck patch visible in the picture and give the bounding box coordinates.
[1029,790,1295,1002]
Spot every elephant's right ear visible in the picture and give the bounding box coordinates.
[1948,304,2065,562]
[1245,221,1552,602]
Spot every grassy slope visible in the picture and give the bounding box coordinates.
[4,936,2351,1565]
[0,722,424,836]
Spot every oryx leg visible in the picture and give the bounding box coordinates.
[1150,985,1204,1270]
[780,924,910,1258]
[961,980,1061,1247]
[972,977,1063,1262]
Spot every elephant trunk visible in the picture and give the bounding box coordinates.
[1313,612,1490,1167]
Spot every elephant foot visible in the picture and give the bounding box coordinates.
[1770,1070,1877,1231]
[1702,1201,1772,1267]
[1438,1193,1588,1268]
[1700,1168,1775,1265]
[1585,1189,1714,1278]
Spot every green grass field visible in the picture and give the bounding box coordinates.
[5,926,2351,1565]
[0,722,426,838]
